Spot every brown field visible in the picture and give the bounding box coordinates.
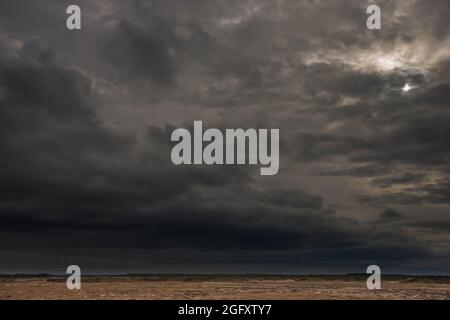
[0,275,449,300]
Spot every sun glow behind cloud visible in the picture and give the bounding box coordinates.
[303,48,419,74]
[402,83,412,92]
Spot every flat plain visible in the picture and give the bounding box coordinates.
[0,275,449,300]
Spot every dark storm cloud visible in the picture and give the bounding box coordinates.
[0,0,449,273]
[290,62,450,189]
[0,42,250,217]
[0,181,433,270]
[315,47,445,148]
[373,208,406,223]
[406,221,450,233]
[102,20,175,85]
[357,180,450,206]
[0,41,94,121]
[378,208,405,220]
[370,173,426,188]
[315,164,393,178]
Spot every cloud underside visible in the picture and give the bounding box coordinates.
[0,0,449,273]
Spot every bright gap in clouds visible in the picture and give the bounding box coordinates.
[375,56,403,71]
[402,83,412,92]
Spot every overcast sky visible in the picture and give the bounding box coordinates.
[0,0,449,274]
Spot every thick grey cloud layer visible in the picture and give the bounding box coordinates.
[0,0,449,274]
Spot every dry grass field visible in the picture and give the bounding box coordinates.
[0,275,449,300]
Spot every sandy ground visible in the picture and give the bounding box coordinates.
[0,275,449,300]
